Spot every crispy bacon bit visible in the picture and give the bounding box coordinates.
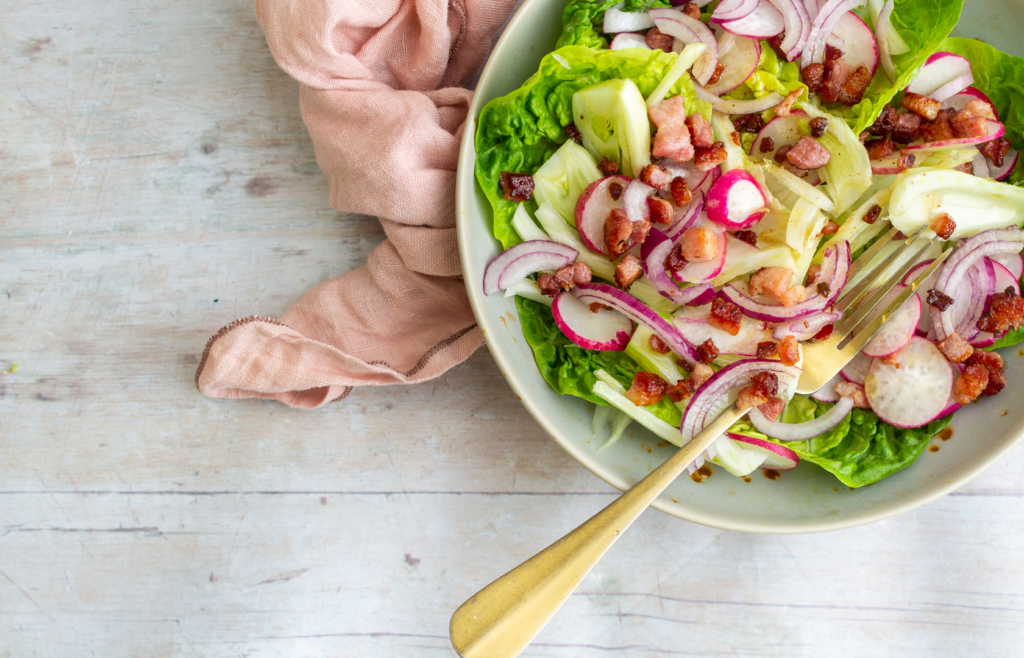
[816,281,831,297]
[900,92,942,121]
[766,34,787,60]
[758,396,786,421]
[965,99,997,120]
[676,358,693,372]
[649,197,673,225]
[920,118,954,143]
[734,229,758,246]
[537,273,561,298]
[640,164,672,190]
[566,123,583,144]
[953,161,974,175]
[859,129,872,143]
[926,288,954,311]
[667,378,692,402]
[736,387,769,411]
[929,212,956,240]
[751,371,779,397]
[733,113,765,134]
[709,297,743,337]
[835,381,870,408]
[980,136,1012,168]
[782,161,809,178]
[649,96,694,162]
[824,44,844,64]
[697,338,720,364]
[896,150,916,171]
[665,243,687,273]
[966,350,1004,371]
[869,105,898,136]
[865,135,895,160]
[609,181,624,201]
[880,352,900,367]
[820,58,851,104]
[707,62,726,85]
[649,334,671,354]
[604,209,633,258]
[691,363,714,387]
[978,287,1024,335]
[759,136,776,154]
[669,176,692,206]
[630,214,652,244]
[681,1,701,18]
[686,114,715,148]
[938,331,974,363]
[774,144,792,163]
[777,335,800,366]
[774,89,802,117]
[589,302,612,313]
[598,157,619,175]
[951,113,990,140]
[750,267,805,307]
[893,231,906,240]
[614,253,644,290]
[626,371,669,406]
[837,64,872,105]
[805,264,823,285]
[809,117,829,139]
[954,364,989,405]
[819,220,840,236]
[731,130,741,146]
[645,27,674,52]
[810,323,834,342]
[694,142,729,171]
[802,63,825,92]
[756,341,778,359]
[499,172,534,201]
[786,136,831,169]
[571,262,592,285]
[552,262,592,291]
[891,112,922,143]
[679,228,719,262]
[982,367,1007,397]
[863,204,882,225]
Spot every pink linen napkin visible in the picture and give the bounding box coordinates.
[195,0,517,408]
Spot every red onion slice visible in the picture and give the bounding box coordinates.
[720,241,851,322]
[693,82,784,115]
[811,373,843,402]
[772,310,842,340]
[649,9,720,84]
[665,191,706,242]
[672,215,728,283]
[720,0,785,38]
[482,240,580,295]
[749,395,855,441]
[603,2,655,33]
[640,228,718,306]
[767,0,809,61]
[574,282,701,364]
[711,0,760,23]
[801,0,866,69]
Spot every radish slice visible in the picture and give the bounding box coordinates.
[989,257,1021,294]
[726,434,800,470]
[673,305,772,355]
[640,228,719,306]
[840,351,871,385]
[705,169,768,229]
[935,362,962,420]
[906,51,974,102]
[811,373,844,402]
[802,0,867,69]
[711,0,761,23]
[706,27,761,95]
[552,291,633,351]
[864,336,954,428]
[990,149,1019,182]
[749,395,855,442]
[870,151,910,175]
[623,179,654,225]
[750,110,807,161]
[827,11,878,75]
[945,88,999,119]
[971,152,991,179]
[720,0,785,38]
[861,288,920,357]
[482,240,579,295]
[672,215,729,283]
[665,190,707,241]
[575,175,632,255]
[992,253,1024,280]
[902,120,1004,153]
[609,33,652,50]
[649,9,720,85]
[603,2,655,33]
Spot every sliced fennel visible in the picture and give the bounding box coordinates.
[796,103,872,215]
[711,435,767,476]
[712,242,797,287]
[888,169,1024,239]
[646,43,707,108]
[532,140,603,226]
[503,279,551,306]
[573,78,652,178]
[920,147,978,171]
[710,112,746,172]
[816,187,893,263]
[593,370,682,446]
[786,196,829,253]
[594,406,635,452]
[511,204,548,243]
[626,325,685,386]
[762,162,836,214]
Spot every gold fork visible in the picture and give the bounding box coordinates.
[450,228,951,658]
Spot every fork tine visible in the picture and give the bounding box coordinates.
[836,226,930,314]
[846,225,900,280]
[836,247,953,354]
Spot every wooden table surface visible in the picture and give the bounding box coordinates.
[3,1,1024,656]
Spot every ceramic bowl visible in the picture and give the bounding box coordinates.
[455,0,1024,532]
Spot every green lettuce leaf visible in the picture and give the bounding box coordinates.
[725,41,806,101]
[765,395,953,487]
[516,297,682,426]
[476,45,702,249]
[828,0,964,135]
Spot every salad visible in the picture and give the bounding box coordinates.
[475,0,1024,487]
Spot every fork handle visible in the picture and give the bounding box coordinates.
[449,405,746,658]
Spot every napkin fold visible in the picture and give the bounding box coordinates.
[196,0,517,408]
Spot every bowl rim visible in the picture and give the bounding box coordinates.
[455,0,1024,533]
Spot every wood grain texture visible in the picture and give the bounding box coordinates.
[1,0,1023,656]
